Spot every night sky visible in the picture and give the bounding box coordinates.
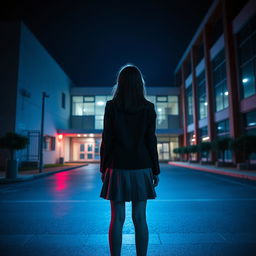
[2,0,213,87]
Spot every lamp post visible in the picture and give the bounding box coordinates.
[39,91,49,173]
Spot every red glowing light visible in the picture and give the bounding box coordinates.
[58,134,63,141]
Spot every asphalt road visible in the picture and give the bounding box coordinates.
[0,163,256,256]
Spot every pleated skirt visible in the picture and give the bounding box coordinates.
[100,167,157,202]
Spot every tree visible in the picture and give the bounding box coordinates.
[173,148,181,160]
[198,142,212,163]
[187,145,198,161]
[230,135,256,168]
[211,137,232,163]
[180,146,189,161]
[0,132,28,179]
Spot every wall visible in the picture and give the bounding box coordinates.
[15,22,72,164]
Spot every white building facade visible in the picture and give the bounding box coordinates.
[57,86,182,163]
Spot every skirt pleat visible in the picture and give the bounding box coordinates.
[100,167,157,202]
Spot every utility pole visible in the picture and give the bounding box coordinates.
[39,91,49,173]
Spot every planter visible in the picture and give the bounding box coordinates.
[237,163,256,171]
[200,160,214,165]
[215,161,235,168]
[189,160,199,163]
[6,159,18,179]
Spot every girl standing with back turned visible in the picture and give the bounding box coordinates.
[100,64,160,256]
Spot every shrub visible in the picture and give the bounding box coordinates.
[211,137,232,163]
[198,142,212,162]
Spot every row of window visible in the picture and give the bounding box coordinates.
[186,48,229,125]
[72,95,179,115]
[184,13,256,125]
[197,70,207,120]
[71,95,179,130]
[237,13,256,99]
[188,109,256,145]
[212,49,229,112]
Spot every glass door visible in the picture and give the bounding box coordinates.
[157,142,170,160]
[79,142,95,160]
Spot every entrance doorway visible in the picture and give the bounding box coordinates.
[71,137,95,161]
[79,141,94,160]
[157,142,170,160]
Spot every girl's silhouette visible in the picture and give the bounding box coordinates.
[99,64,160,256]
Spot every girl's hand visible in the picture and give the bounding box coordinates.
[153,175,159,187]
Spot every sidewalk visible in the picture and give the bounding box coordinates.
[0,163,88,184]
[168,161,256,181]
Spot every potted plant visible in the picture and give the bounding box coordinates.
[198,142,212,164]
[0,132,28,179]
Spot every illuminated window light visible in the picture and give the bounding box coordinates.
[96,101,105,106]
[242,78,249,83]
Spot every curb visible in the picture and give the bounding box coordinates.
[168,162,256,181]
[0,164,88,184]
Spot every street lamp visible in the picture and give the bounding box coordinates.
[39,91,49,173]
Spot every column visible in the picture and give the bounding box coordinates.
[181,64,188,160]
[203,24,216,163]
[190,46,200,161]
[221,0,241,163]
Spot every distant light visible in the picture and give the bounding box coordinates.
[224,91,229,96]
[157,108,162,112]
[202,136,210,141]
[83,134,87,137]
[191,138,196,142]
[248,122,256,126]
[242,78,249,83]
[83,108,86,112]
[89,133,94,137]
[77,134,81,137]
[96,101,105,106]
[204,102,208,106]
[58,134,63,141]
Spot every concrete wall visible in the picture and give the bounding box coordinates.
[0,21,72,167]
[0,21,21,168]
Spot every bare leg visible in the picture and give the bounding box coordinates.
[109,200,126,256]
[132,200,148,256]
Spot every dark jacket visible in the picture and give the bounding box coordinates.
[100,99,160,175]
